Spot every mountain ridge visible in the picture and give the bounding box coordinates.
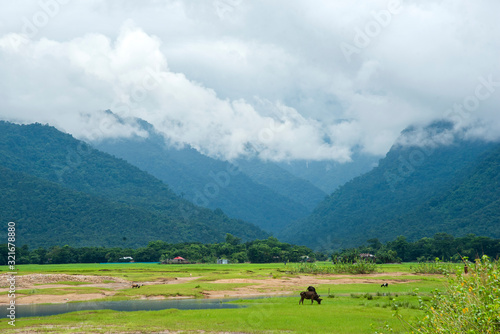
[0,121,268,247]
[93,123,326,233]
[279,124,500,250]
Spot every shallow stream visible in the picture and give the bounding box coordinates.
[15,298,243,318]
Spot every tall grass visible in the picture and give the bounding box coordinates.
[411,259,458,275]
[289,260,377,275]
[401,255,500,333]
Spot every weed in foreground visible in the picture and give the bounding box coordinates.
[399,255,500,333]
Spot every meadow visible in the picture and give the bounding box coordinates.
[0,262,452,333]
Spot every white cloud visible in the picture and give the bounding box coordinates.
[0,0,499,162]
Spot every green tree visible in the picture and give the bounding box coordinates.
[375,248,400,263]
[47,245,76,264]
[248,243,273,263]
[231,251,248,263]
[225,233,241,246]
[432,233,455,260]
[389,235,409,262]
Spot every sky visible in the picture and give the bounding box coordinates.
[0,0,499,162]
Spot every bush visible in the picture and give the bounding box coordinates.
[289,260,377,275]
[411,258,457,275]
[404,255,500,333]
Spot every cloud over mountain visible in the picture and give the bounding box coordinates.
[1,1,499,161]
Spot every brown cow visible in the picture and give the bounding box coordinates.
[299,291,322,305]
[131,283,142,288]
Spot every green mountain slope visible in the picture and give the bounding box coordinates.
[276,153,379,194]
[1,165,173,248]
[94,126,320,233]
[234,158,326,211]
[382,144,500,239]
[0,121,268,247]
[280,124,500,250]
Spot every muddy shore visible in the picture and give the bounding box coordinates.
[0,272,417,305]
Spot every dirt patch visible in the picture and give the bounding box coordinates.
[0,274,202,305]
[15,293,111,304]
[0,273,417,305]
[0,273,129,288]
[201,275,417,298]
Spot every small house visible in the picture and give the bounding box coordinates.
[161,256,190,264]
[360,253,376,261]
[171,256,189,264]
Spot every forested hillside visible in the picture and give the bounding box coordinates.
[381,144,500,240]
[234,158,326,211]
[0,121,268,247]
[276,152,379,194]
[280,123,500,250]
[94,122,324,233]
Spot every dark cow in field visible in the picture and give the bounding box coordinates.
[299,291,322,305]
[131,283,142,288]
[307,286,317,293]
[381,283,389,288]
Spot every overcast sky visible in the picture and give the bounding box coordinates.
[0,0,499,162]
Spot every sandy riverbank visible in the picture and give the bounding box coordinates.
[0,272,418,305]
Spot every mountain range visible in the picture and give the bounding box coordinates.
[93,125,326,234]
[279,123,500,250]
[0,121,268,248]
[1,120,499,251]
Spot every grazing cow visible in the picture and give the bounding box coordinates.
[299,291,322,305]
[131,283,142,288]
[307,286,317,293]
[381,283,389,287]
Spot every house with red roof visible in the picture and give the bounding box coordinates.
[162,256,190,264]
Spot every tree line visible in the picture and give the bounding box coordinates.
[0,235,318,265]
[333,233,500,263]
[3,233,498,266]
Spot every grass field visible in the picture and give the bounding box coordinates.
[0,262,449,333]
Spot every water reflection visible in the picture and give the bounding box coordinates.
[16,298,242,318]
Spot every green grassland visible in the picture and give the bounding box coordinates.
[2,261,449,280]
[1,262,296,281]
[3,297,423,334]
[0,262,449,333]
[0,264,252,285]
[2,286,111,296]
[113,282,255,299]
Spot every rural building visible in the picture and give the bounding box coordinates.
[162,256,190,264]
[360,253,376,261]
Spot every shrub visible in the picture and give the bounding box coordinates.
[403,255,500,333]
[411,258,457,275]
[288,260,377,275]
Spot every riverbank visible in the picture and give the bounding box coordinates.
[0,262,445,333]
[1,270,421,305]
